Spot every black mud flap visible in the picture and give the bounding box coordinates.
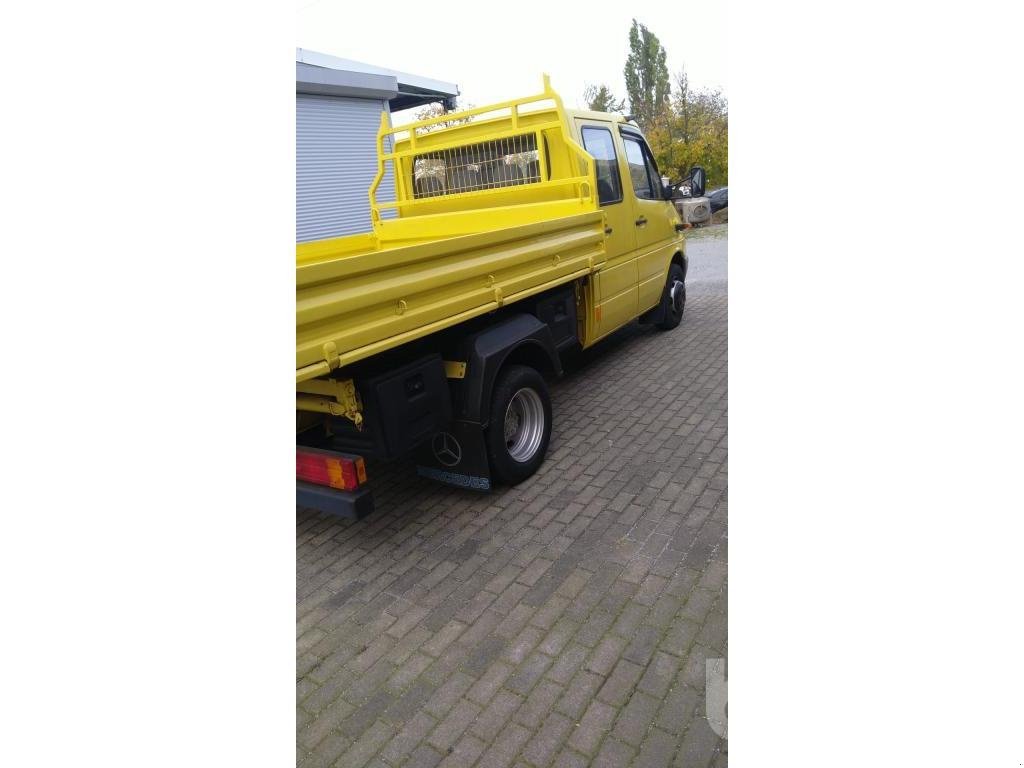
[415,421,492,491]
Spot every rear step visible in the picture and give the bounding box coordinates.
[296,481,374,519]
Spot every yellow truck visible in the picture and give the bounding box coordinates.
[297,76,688,517]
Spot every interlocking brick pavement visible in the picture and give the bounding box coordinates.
[298,231,728,767]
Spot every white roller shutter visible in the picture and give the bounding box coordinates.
[296,94,396,243]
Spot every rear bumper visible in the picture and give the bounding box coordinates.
[296,481,374,519]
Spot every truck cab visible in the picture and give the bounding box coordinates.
[567,110,686,340]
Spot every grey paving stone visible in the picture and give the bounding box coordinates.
[506,651,552,695]
[477,722,531,768]
[584,635,628,677]
[555,669,604,720]
[428,698,482,753]
[439,733,487,768]
[423,670,474,718]
[335,719,394,768]
[623,624,661,666]
[464,634,507,676]
[471,690,524,742]
[596,659,644,708]
[676,717,722,768]
[567,699,616,756]
[551,748,589,768]
[298,698,355,751]
[514,678,563,729]
[521,711,572,767]
[381,711,437,765]
[612,690,660,746]
[403,744,445,768]
[662,616,701,658]
[306,732,351,768]
[592,736,637,768]
[501,625,545,666]
[656,684,700,735]
[386,651,433,694]
[337,688,396,739]
[635,726,678,768]
[298,264,729,768]
[575,611,616,648]
[385,678,437,724]
[638,651,680,700]
[466,659,514,706]
[545,643,588,686]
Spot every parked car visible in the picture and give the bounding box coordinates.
[708,187,728,213]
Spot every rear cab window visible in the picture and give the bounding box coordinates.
[621,131,662,200]
[580,126,623,206]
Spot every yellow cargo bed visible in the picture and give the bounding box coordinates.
[296,76,606,383]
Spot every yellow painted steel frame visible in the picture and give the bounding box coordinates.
[296,378,363,427]
[367,75,598,241]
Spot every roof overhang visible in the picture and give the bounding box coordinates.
[295,62,397,100]
[296,48,459,111]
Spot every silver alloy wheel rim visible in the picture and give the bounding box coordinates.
[670,280,685,314]
[504,387,545,463]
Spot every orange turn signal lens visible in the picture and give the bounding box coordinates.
[296,449,367,492]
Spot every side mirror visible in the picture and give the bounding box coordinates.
[662,181,674,201]
[690,166,706,198]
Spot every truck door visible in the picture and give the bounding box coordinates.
[619,129,678,313]
[577,120,638,338]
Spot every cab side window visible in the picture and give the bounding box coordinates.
[621,133,660,200]
[581,126,623,205]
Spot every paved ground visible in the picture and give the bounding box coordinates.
[297,225,728,768]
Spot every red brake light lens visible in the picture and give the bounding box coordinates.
[296,449,366,492]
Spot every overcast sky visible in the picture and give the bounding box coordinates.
[297,0,726,122]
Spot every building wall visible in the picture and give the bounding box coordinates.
[296,93,396,243]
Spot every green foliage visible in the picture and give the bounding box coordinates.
[413,101,475,132]
[615,22,728,188]
[583,84,625,113]
[645,67,728,188]
[623,19,670,132]
[411,102,476,186]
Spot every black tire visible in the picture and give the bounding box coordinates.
[655,263,686,330]
[485,365,552,485]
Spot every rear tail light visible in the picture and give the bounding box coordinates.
[296,448,367,492]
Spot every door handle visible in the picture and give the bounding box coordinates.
[635,216,647,226]
[604,227,613,235]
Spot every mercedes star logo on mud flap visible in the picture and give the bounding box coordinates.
[432,431,462,467]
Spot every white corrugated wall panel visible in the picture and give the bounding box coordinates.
[296,94,396,243]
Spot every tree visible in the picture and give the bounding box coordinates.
[413,101,474,132]
[673,69,691,143]
[644,67,729,188]
[583,84,625,113]
[623,19,670,132]
[410,102,476,191]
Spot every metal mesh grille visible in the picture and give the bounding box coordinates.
[413,133,540,199]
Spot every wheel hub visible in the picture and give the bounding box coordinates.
[504,387,545,463]
[669,280,685,314]
[504,410,520,443]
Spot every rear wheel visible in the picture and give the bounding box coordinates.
[485,365,552,485]
[656,263,686,330]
